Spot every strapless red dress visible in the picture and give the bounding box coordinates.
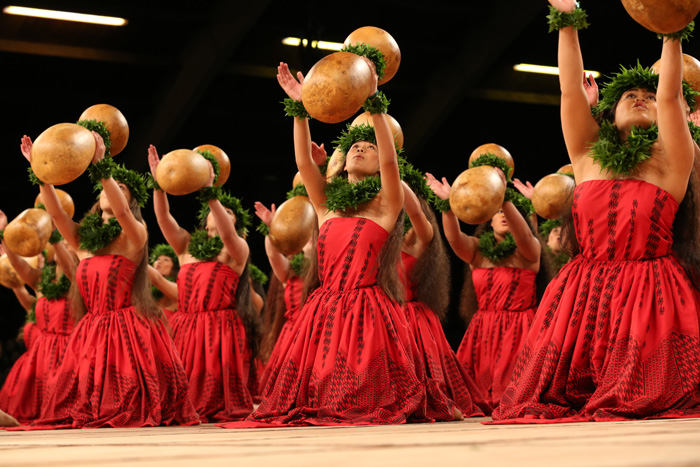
[6,255,199,429]
[0,296,74,423]
[219,217,428,427]
[493,180,700,422]
[401,252,487,417]
[171,261,255,422]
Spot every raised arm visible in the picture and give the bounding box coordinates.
[147,265,179,301]
[656,37,694,187]
[550,0,599,162]
[12,285,36,313]
[255,201,290,283]
[373,110,404,218]
[277,62,328,213]
[425,173,479,264]
[401,181,433,247]
[502,201,540,263]
[53,240,78,283]
[148,145,190,255]
[3,242,42,290]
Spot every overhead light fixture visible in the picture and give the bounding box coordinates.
[3,5,128,26]
[282,37,343,51]
[514,63,600,78]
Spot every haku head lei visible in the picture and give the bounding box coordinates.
[249,263,269,287]
[197,189,252,237]
[91,159,150,208]
[149,243,179,267]
[340,43,387,81]
[539,218,562,239]
[594,62,699,117]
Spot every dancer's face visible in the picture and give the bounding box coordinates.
[491,209,509,237]
[344,141,379,180]
[154,255,174,277]
[99,182,131,212]
[614,88,657,130]
[547,226,562,253]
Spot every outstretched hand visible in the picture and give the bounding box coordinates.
[311,141,327,165]
[254,201,276,226]
[584,73,598,108]
[689,109,700,127]
[147,145,160,178]
[548,0,576,13]
[425,173,451,200]
[0,209,7,231]
[277,62,304,101]
[513,178,534,199]
[20,135,33,162]
[91,131,106,164]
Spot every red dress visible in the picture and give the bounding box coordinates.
[220,217,427,427]
[401,252,487,417]
[258,275,303,393]
[8,255,199,429]
[493,180,700,422]
[0,296,74,423]
[171,261,255,422]
[456,267,537,410]
[23,321,40,351]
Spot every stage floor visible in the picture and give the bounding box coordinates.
[1,417,699,466]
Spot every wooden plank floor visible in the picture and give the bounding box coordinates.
[2,417,700,466]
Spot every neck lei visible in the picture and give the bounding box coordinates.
[478,232,517,263]
[39,264,71,300]
[188,229,224,260]
[590,121,658,175]
[289,252,305,276]
[78,214,122,253]
[324,175,381,212]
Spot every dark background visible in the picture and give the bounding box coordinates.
[1,1,698,382]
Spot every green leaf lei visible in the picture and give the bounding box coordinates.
[188,229,224,260]
[470,153,513,182]
[505,187,534,218]
[539,218,562,238]
[362,91,390,114]
[289,251,305,276]
[590,120,657,175]
[287,183,309,199]
[478,231,517,263]
[432,197,451,213]
[27,167,44,186]
[78,214,122,253]
[256,220,270,237]
[658,21,694,43]
[196,149,220,185]
[546,5,590,33]
[38,263,71,299]
[145,172,161,191]
[77,119,112,156]
[149,243,178,266]
[324,175,382,212]
[249,263,269,287]
[26,301,36,324]
[49,229,63,245]
[341,43,387,81]
[197,188,252,237]
[283,98,311,119]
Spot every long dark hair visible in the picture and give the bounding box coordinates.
[409,197,451,320]
[259,275,285,362]
[458,218,550,326]
[70,198,162,322]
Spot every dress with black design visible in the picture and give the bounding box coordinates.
[219,217,428,427]
[492,180,700,422]
[171,261,255,422]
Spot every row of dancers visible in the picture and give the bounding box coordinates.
[2,0,700,429]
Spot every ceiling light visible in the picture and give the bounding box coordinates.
[3,5,127,26]
[514,63,600,78]
[282,37,343,51]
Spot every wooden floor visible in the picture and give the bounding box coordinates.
[2,417,700,466]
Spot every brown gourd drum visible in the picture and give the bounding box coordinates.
[651,54,700,109]
[531,173,576,220]
[449,166,507,225]
[193,144,231,187]
[78,104,129,156]
[156,149,211,195]
[468,143,515,178]
[343,26,401,85]
[31,123,96,186]
[4,208,54,258]
[269,195,316,256]
[350,111,404,149]
[621,0,700,34]
[35,188,75,219]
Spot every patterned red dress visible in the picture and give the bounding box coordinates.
[7,255,198,429]
[220,217,427,427]
[258,275,303,394]
[23,321,40,351]
[492,180,700,422]
[401,252,487,417]
[0,296,74,423]
[171,261,255,422]
[456,267,537,411]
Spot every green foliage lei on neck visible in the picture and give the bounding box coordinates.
[38,263,71,299]
[249,263,268,287]
[340,43,387,81]
[590,121,657,175]
[478,231,517,263]
[324,175,382,212]
[78,214,122,253]
[289,252,305,276]
[188,229,224,260]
